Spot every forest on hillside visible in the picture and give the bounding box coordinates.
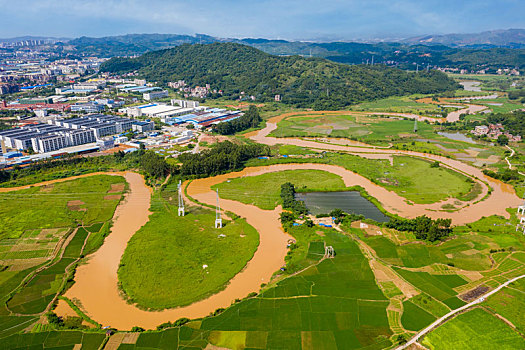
[100,43,459,109]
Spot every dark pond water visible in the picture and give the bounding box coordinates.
[295,191,389,222]
[437,132,477,144]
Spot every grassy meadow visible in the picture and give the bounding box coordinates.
[213,169,347,210]
[0,175,125,240]
[245,153,476,204]
[118,182,259,309]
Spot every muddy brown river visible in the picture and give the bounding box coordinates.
[7,114,519,329]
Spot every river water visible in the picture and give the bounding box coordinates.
[295,191,389,222]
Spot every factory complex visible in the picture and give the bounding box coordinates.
[122,100,241,128]
[0,114,142,154]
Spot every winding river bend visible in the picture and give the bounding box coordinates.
[6,112,520,329]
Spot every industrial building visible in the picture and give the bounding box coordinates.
[0,114,140,153]
[0,123,96,153]
[70,102,105,113]
[122,102,199,119]
[51,114,134,138]
[143,90,168,101]
[132,120,155,133]
[163,109,242,128]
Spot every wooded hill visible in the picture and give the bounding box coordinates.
[100,43,458,109]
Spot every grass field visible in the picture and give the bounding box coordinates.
[394,268,466,309]
[421,308,525,349]
[0,175,125,240]
[213,169,347,210]
[351,95,441,114]
[269,113,438,145]
[118,182,260,309]
[245,153,476,204]
[365,234,494,271]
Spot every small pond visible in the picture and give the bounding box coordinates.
[295,191,389,222]
[437,132,477,144]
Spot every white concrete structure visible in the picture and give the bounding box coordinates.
[143,90,168,101]
[215,189,222,229]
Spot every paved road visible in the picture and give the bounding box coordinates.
[397,274,525,349]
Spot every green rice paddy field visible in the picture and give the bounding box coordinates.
[422,308,525,350]
[364,235,494,271]
[0,330,106,350]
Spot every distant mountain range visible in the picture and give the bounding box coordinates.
[1,29,523,71]
[403,29,525,48]
[2,28,524,48]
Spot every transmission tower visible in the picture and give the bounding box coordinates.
[324,246,335,258]
[177,180,185,216]
[215,189,222,229]
[414,119,418,133]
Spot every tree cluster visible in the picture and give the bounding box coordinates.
[280,182,308,215]
[212,105,262,135]
[487,111,525,139]
[178,141,270,177]
[386,215,452,242]
[482,168,520,182]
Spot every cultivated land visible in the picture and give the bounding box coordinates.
[2,81,525,349]
[0,175,125,340]
[421,308,525,349]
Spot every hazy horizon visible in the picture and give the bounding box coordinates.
[0,0,523,40]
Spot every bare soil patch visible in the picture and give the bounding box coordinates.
[67,200,85,211]
[459,285,489,301]
[108,183,125,193]
[370,260,419,298]
[104,195,122,201]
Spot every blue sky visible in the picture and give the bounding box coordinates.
[0,0,523,39]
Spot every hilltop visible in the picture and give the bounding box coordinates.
[100,42,458,108]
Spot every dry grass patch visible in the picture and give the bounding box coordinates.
[104,195,121,201]
[108,183,125,193]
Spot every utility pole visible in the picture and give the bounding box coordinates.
[215,189,222,228]
[177,180,185,216]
